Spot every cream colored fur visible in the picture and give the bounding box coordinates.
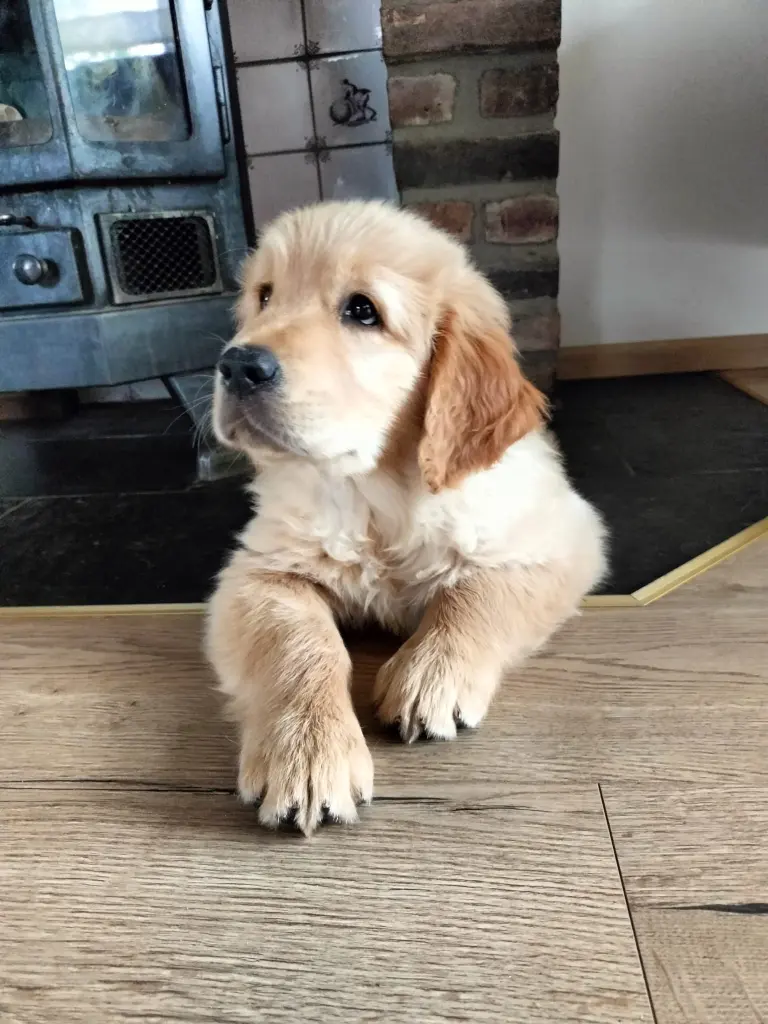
[205,200,607,835]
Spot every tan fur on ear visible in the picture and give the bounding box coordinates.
[418,309,548,493]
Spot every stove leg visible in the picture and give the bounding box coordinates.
[165,370,249,482]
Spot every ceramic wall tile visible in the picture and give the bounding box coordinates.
[247,152,320,228]
[226,0,305,64]
[320,144,398,203]
[304,0,382,55]
[236,62,314,155]
[311,52,390,148]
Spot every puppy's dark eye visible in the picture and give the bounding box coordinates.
[258,284,272,310]
[341,293,380,328]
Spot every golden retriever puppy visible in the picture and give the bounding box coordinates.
[205,200,606,835]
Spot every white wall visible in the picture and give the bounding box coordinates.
[557,0,768,346]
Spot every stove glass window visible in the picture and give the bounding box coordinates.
[0,1,53,148]
[52,0,191,143]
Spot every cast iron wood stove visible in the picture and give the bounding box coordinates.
[0,0,246,397]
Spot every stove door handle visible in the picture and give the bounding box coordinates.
[0,214,37,229]
[13,254,57,286]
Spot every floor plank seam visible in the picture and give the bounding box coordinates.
[0,779,238,794]
[598,782,660,1024]
[0,781,459,810]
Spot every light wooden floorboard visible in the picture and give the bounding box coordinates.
[602,786,768,1024]
[2,538,767,791]
[0,786,651,1024]
[1,538,768,1022]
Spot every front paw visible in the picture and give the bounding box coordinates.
[238,709,373,836]
[374,641,497,743]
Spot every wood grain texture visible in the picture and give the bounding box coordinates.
[2,539,767,791]
[602,786,768,1024]
[2,538,768,1023]
[557,335,768,380]
[0,787,652,1024]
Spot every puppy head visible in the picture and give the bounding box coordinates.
[214,201,438,473]
[213,200,546,483]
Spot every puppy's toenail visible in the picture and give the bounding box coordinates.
[381,720,403,742]
[276,805,301,831]
[320,804,341,825]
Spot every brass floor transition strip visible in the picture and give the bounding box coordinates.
[1,517,765,618]
[632,516,768,605]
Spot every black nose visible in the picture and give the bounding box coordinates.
[217,346,280,398]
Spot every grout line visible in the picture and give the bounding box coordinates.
[235,47,380,70]
[245,139,387,161]
[598,783,659,1024]
[298,0,324,199]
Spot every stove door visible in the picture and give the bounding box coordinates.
[46,0,225,181]
[0,0,73,188]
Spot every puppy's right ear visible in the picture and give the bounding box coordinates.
[418,292,548,493]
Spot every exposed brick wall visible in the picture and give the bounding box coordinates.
[387,73,457,127]
[382,0,560,58]
[382,0,561,390]
[479,64,559,118]
[409,200,474,242]
[484,195,559,244]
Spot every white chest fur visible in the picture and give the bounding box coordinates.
[237,432,603,631]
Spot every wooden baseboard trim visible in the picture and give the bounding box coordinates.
[557,335,768,381]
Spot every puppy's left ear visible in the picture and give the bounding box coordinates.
[418,291,549,493]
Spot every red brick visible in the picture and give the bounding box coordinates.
[513,310,560,351]
[485,195,559,244]
[394,134,559,189]
[388,73,456,127]
[487,265,558,300]
[480,63,558,118]
[382,0,560,59]
[409,200,474,241]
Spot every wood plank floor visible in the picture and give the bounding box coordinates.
[603,786,768,1024]
[1,538,767,1023]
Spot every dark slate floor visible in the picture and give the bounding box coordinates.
[0,373,766,606]
[552,374,768,593]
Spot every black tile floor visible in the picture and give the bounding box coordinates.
[0,373,766,606]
